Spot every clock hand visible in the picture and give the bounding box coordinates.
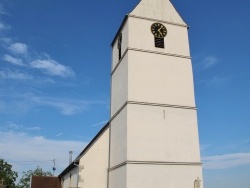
[157,26,164,37]
[157,26,163,32]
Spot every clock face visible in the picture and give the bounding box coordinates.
[151,23,167,38]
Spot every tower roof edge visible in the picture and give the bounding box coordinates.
[130,0,187,25]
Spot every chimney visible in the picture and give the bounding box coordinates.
[69,151,73,164]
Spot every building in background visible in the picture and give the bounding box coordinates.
[59,0,204,187]
[30,176,61,188]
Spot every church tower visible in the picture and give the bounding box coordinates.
[109,0,203,187]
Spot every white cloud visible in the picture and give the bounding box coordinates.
[208,76,230,85]
[0,21,10,31]
[6,122,22,130]
[0,131,87,179]
[0,70,32,80]
[3,54,25,66]
[200,144,212,151]
[202,153,250,169]
[9,43,28,55]
[0,122,41,132]
[198,76,230,86]
[0,3,7,15]
[0,22,5,30]
[31,59,75,78]
[29,95,91,115]
[0,92,107,116]
[0,37,12,44]
[56,133,63,137]
[201,56,219,69]
[0,38,13,49]
[90,120,108,127]
[25,127,41,131]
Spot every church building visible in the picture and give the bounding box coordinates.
[59,0,204,187]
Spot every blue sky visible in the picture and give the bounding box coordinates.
[0,0,249,187]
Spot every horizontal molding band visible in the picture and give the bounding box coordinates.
[111,48,191,76]
[129,101,197,110]
[128,14,189,28]
[108,161,127,172]
[110,100,197,122]
[128,47,191,60]
[111,48,129,76]
[108,160,202,172]
[110,101,128,122]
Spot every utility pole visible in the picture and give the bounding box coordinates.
[52,159,56,176]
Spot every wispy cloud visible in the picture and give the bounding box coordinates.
[0,37,12,46]
[3,54,25,66]
[0,8,74,80]
[5,122,20,130]
[0,4,10,30]
[0,21,10,31]
[0,131,86,178]
[90,120,108,127]
[0,122,41,132]
[29,95,107,116]
[29,96,87,115]
[0,22,5,30]
[0,70,32,80]
[31,59,75,78]
[0,91,107,116]
[56,133,63,137]
[198,75,230,86]
[9,43,28,55]
[25,127,41,131]
[207,76,230,85]
[202,153,250,169]
[201,56,219,69]
[193,54,220,71]
[0,3,7,15]
[200,143,212,152]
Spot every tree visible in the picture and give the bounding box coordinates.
[17,166,52,188]
[0,158,18,188]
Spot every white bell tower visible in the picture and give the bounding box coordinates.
[109,0,203,187]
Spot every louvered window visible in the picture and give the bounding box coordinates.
[154,37,165,48]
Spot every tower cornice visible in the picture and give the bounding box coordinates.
[111,14,189,47]
[111,47,191,76]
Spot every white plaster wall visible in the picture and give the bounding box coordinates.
[62,167,78,188]
[128,17,190,57]
[127,104,201,162]
[130,0,186,25]
[110,106,127,167]
[78,128,109,188]
[127,164,203,188]
[128,50,195,107]
[108,0,203,187]
[111,54,128,116]
[109,165,127,188]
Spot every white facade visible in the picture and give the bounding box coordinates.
[61,166,78,188]
[78,127,109,188]
[60,0,203,188]
[110,0,203,187]
[60,125,110,188]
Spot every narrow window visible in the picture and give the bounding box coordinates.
[117,33,122,60]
